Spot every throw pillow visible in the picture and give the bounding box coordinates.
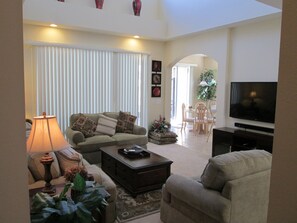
[116,111,137,134]
[71,113,97,137]
[95,114,118,136]
[55,147,83,175]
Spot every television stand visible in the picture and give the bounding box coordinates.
[212,127,273,157]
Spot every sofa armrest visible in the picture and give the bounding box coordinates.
[133,125,147,135]
[65,127,85,145]
[165,174,231,223]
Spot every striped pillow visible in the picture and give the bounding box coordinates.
[95,114,118,136]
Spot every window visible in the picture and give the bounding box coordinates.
[29,45,148,132]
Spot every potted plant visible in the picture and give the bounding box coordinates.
[30,169,108,223]
[197,69,217,102]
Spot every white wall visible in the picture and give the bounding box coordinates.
[64,0,162,19]
[24,16,282,131]
[23,24,166,127]
[0,1,30,223]
[164,16,281,130]
[178,55,218,108]
[23,0,166,40]
[226,17,281,129]
[164,28,230,128]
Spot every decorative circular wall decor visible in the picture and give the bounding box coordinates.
[152,86,161,97]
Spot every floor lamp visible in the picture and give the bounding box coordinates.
[27,112,69,195]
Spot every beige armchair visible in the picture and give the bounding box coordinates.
[161,150,272,223]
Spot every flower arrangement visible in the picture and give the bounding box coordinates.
[64,166,88,182]
[150,116,171,133]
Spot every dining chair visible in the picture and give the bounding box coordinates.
[181,103,195,131]
[194,103,208,134]
[194,100,206,110]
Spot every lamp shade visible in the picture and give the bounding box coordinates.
[27,114,69,153]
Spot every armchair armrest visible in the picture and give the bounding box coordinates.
[65,127,85,145]
[165,174,231,223]
[133,125,147,135]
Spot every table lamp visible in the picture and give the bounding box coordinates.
[27,112,69,195]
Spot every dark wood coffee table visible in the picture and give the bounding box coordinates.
[100,145,173,197]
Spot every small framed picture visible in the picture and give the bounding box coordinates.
[152,86,161,97]
[152,60,162,72]
[152,73,161,85]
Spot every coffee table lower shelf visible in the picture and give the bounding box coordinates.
[101,146,173,197]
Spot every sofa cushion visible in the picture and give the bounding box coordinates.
[200,150,272,191]
[71,113,97,137]
[55,147,83,175]
[116,111,137,133]
[95,114,118,136]
[76,135,116,153]
[28,152,61,181]
[112,133,148,146]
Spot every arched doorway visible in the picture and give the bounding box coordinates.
[170,54,218,129]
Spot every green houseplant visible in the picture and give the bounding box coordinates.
[197,69,217,101]
[30,171,108,223]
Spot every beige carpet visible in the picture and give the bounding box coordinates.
[121,139,212,223]
[117,128,213,223]
[147,141,210,178]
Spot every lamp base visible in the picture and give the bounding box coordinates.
[40,153,56,196]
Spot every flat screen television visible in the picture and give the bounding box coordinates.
[229,82,277,123]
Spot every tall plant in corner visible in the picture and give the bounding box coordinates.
[197,69,217,101]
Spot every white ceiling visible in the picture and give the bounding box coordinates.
[23,0,282,41]
[161,0,281,39]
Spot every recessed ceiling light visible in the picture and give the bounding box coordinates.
[50,24,58,28]
[134,35,140,39]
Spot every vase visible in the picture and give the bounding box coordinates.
[132,0,142,16]
[95,0,104,9]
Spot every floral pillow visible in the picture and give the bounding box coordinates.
[71,113,97,137]
[116,111,137,134]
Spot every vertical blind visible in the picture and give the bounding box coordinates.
[116,53,148,127]
[33,45,148,132]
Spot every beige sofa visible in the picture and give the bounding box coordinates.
[161,150,272,223]
[28,147,117,223]
[66,112,148,164]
